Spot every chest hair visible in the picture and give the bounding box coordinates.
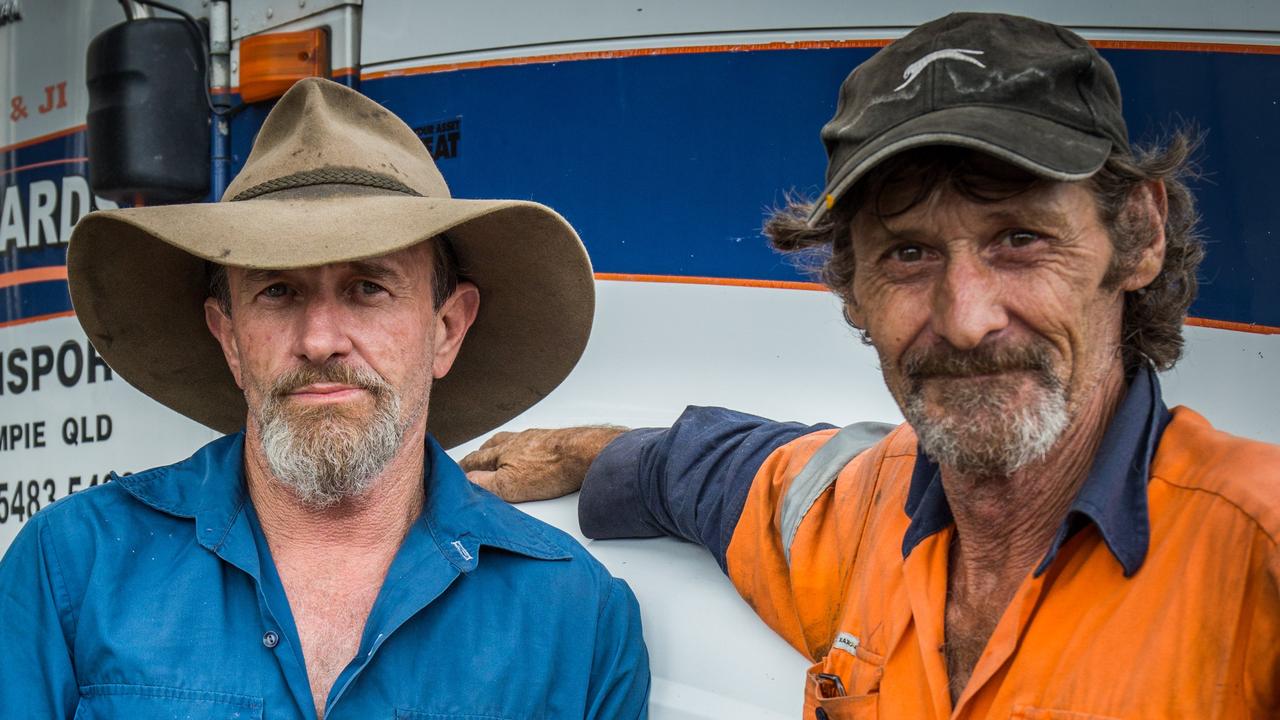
[942,537,1032,705]
[279,565,387,719]
[943,586,1004,704]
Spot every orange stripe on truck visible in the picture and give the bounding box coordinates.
[361,38,1280,80]
[0,266,68,289]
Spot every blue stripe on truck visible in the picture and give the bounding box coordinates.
[3,45,1278,328]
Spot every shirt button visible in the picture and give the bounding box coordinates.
[262,631,279,648]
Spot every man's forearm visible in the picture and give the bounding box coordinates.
[461,425,627,502]
[580,427,671,539]
[578,406,836,572]
[462,407,834,570]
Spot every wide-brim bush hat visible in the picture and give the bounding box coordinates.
[68,77,594,449]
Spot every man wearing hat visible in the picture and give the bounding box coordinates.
[462,12,1280,718]
[0,79,648,718]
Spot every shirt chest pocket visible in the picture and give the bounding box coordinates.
[394,707,524,712]
[802,638,886,720]
[74,685,263,719]
[1011,708,1122,719]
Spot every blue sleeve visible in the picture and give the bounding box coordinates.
[0,515,80,717]
[578,405,834,572]
[585,578,650,720]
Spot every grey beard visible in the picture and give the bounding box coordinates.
[256,372,405,509]
[905,376,1069,477]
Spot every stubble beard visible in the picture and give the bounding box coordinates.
[897,342,1071,477]
[254,364,407,509]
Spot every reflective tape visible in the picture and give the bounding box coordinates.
[780,422,894,565]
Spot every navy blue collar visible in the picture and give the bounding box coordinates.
[115,432,573,566]
[900,366,1171,577]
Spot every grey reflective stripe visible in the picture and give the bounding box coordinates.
[780,421,895,565]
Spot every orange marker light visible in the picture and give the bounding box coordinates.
[239,29,330,103]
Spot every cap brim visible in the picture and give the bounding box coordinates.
[809,106,1114,225]
[68,194,594,449]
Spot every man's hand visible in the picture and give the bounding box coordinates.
[460,426,628,502]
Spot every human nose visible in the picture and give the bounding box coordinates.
[930,253,1008,350]
[293,296,353,364]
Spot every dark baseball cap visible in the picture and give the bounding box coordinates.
[809,12,1130,224]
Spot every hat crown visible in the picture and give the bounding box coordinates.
[222,78,450,202]
[821,12,1128,185]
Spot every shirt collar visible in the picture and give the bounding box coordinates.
[114,432,572,566]
[901,365,1171,577]
[419,435,572,568]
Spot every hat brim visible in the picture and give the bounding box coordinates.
[809,106,1114,224]
[67,194,594,449]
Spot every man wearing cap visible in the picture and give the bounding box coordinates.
[462,12,1280,718]
[0,79,648,718]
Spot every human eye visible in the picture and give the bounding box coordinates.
[348,279,391,303]
[260,282,291,300]
[882,242,941,267]
[890,244,928,263]
[356,280,388,296]
[876,242,939,282]
[1000,229,1044,249]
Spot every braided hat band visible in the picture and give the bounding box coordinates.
[230,167,422,202]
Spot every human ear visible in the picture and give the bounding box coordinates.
[204,298,244,389]
[1121,179,1168,292]
[431,281,480,379]
[844,299,868,332]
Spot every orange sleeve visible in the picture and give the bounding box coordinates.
[1243,536,1280,713]
[724,427,898,659]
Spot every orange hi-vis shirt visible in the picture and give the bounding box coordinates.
[725,409,1280,719]
[580,368,1280,718]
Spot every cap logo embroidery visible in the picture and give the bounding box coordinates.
[894,48,986,91]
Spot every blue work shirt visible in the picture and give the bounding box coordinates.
[0,432,649,719]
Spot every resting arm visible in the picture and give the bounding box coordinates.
[462,426,628,502]
[463,406,832,572]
